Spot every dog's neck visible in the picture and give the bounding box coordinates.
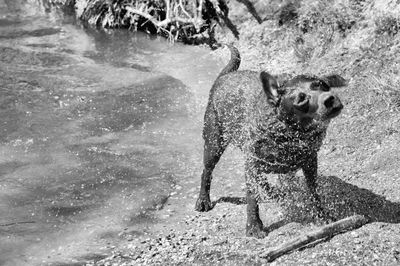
[276,108,327,134]
[276,108,306,128]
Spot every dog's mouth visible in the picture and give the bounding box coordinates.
[293,92,310,113]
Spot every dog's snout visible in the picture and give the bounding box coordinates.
[324,95,335,109]
[322,94,343,119]
[335,100,344,111]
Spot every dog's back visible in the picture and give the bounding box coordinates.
[208,70,274,148]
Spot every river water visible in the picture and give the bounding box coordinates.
[0,1,223,265]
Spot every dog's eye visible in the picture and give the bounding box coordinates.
[277,87,286,95]
[310,82,319,91]
[310,81,330,91]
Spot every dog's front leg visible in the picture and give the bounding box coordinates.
[302,152,333,222]
[195,133,226,212]
[245,159,267,238]
[195,167,213,212]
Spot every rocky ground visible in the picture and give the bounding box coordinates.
[85,0,400,265]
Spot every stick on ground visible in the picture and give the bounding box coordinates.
[260,214,370,262]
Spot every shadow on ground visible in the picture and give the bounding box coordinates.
[213,175,400,232]
[318,175,400,223]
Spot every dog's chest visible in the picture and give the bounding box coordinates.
[250,122,326,172]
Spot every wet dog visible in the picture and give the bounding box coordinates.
[195,45,347,238]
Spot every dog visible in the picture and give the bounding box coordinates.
[195,45,347,238]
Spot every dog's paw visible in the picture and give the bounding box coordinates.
[246,224,267,239]
[195,196,213,212]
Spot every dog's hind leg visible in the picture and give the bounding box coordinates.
[245,189,267,238]
[195,106,228,212]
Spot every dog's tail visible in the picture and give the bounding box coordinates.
[217,44,241,78]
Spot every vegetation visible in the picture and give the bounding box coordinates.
[50,0,252,45]
[50,0,400,50]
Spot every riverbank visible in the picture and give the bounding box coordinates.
[0,2,229,265]
[76,0,400,265]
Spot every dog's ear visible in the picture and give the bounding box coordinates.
[321,74,348,88]
[260,71,279,106]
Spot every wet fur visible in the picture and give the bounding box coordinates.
[195,46,346,238]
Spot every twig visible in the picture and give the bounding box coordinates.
[0,221,36,226]
[178,0,192,19]
[165,0,170,22]
[125,6,202,28]
[236,0,263,23]
[260,215,370,262]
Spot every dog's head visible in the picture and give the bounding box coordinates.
[260,72,347,126]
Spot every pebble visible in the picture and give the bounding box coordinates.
[350,231,359,238]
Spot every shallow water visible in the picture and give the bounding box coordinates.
[0,1,222,265]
